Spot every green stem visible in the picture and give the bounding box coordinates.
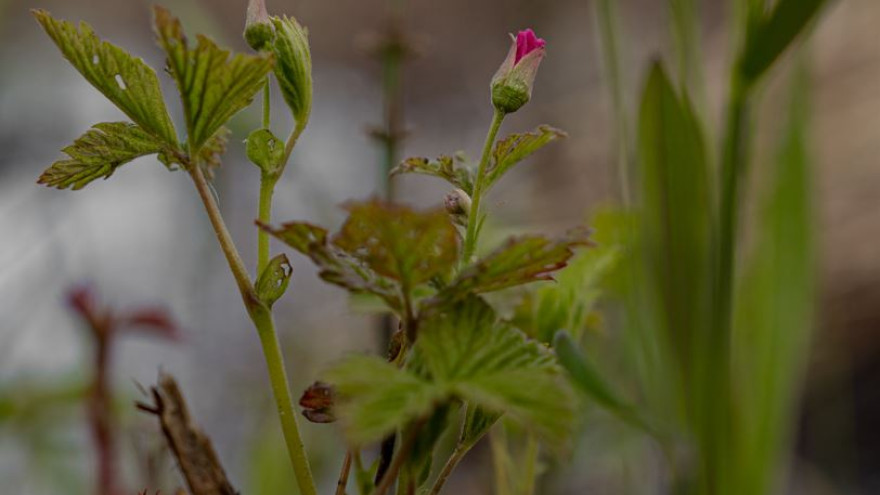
[428,444,468,495]
[262,78,271,129]
[189,164,317,495]
[462,109,505,264]
[283,119,308,167]
[256,77,274,275]
[255,313,318,495]
[257,172,277,275]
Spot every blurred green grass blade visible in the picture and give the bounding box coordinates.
[740,0,830,82]
[554,331,624,411]
[554,331,655,435]
[732,57,815,494]
[636,62,713,387]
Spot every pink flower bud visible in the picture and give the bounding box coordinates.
[491,29,546,114]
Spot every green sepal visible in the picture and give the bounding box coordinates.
[246,128,285,177]
[255,254,292,307]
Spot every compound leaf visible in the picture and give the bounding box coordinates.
[38,122,165,190]
[33,10,178,147]
[153,6,273,153]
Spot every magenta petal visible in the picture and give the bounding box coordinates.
[514,28,546,64]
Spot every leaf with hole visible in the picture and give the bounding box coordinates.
[33,10,179,147]
[255,254,292,307]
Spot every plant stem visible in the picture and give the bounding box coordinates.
[462,109,505,264]
[262,78,271,129]
[374,419,425,495]
[189,165,255,301]
[257,77,275,275]
[428,444,468,495]
[283,119,307,167]
[255,314,318,495]
[257,172,277,275]
[189,164,317,495]
[336,451,353,495]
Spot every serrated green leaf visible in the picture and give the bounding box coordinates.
[327,298,573,445]
[154,6,273,153]
[417,297,572,443]
[272,15,312,125]
[739,0,829,82]
[332,199,459,290]
[33,10,178,147]
[431,228,593,309]
[260,220,404,312]
[255,254,292,307]
[417,298,556,382]
[391,155,475,196]
[485,125,566,189]
[246,128,285,175]
[323,355,443,445]
[38,122,165,190]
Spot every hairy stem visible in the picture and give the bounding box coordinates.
[189,164,317,495]
[462,109,505,264]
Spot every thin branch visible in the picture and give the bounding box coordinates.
[374,419,426,495]
[335,451,353,495]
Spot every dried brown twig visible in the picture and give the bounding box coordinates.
[137,373,237,495]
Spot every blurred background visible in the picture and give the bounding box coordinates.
[0,0,877,493]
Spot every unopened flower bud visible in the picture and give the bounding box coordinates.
[272,15,313,127]
[244,0,274,51]
[491,29,546,114]
[444,188,471,215]
[444,188,471,227]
